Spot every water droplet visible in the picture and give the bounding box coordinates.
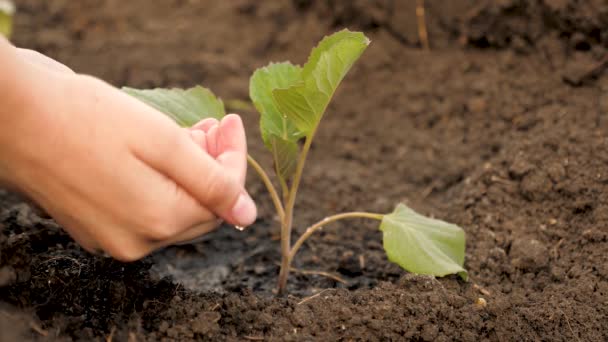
[234,225,245,231]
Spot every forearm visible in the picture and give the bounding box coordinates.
[0,38,22,182]
[0,38,52,186]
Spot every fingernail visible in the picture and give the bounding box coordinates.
[231,193,257,227]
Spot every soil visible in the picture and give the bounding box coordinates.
[1,0,607,340]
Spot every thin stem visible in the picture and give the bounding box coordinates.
[285,135,315,224]
[247,155,284,222]
[277,171,290,204]
[277,133,316,294]
[289,212,384,261]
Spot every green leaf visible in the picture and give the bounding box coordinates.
[273,29,369,135]
[302,29,370,79]
[122,86,225,127]
[380,204,467,280]
[270,135,299,182]
[250,62,304,146]
[0,1,15,38]
[250,62,304,183]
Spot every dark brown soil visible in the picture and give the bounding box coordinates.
[1,0,607,340]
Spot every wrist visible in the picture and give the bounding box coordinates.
[0,41,70,187]
[0,39,22,184]
[0,39,37,127]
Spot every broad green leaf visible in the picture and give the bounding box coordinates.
[273,30,369,135]
[302,29,370,79]
[122,86,225,127]
[270,135,298,182]
[250,62,303,183]
[250,62,304,146]
[0,1,15,38]
[380,204,467,280]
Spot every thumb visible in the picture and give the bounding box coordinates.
[134,124,256,227]
[147,137,256,226]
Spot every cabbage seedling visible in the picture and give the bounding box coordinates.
[124,30,467,294]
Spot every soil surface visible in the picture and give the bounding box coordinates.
[1,0,608,340]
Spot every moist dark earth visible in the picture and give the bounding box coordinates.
[1,0,608,340]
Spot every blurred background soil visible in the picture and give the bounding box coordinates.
[1,0,607,340]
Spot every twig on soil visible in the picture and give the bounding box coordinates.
[359,254,366,270]
[297,288,332,305]
[285,265,349,285]
[29,321,48,337]
[421,180,439,198]
[473,283,491,296]
[416,0,430,50]
[490,175,516,186]
[551,238,564,258]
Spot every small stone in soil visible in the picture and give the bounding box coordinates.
[474,297,487,310]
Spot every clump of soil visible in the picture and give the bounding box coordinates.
[1,0,607,340]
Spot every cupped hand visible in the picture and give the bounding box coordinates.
[0,41,256,261]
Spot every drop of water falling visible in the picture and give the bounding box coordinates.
[234,225,245,231]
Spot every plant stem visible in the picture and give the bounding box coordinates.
[277,134,316,294]
[288,212,384,261]
[247,155,284,222]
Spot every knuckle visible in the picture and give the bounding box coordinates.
[202,169,239,209]
[102,240,149,262]
[110,248,148,263]
[138,205,177,241]
[145,216,176,241]
[146,223,174,241]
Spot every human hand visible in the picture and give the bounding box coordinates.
[0,41,257,261]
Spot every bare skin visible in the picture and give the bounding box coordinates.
[0,38,257,261]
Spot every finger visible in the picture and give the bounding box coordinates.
[135,130,256,227]
[62,153,218,261]
[123,90,256,227]
[163,176,219,232]
[192,118,219,132]
[195,115,252,222]
[190,129,208,152]
[205,124,219,157]
[120,156,218,239]
[16,48,75,74]
[215,114,248,185]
